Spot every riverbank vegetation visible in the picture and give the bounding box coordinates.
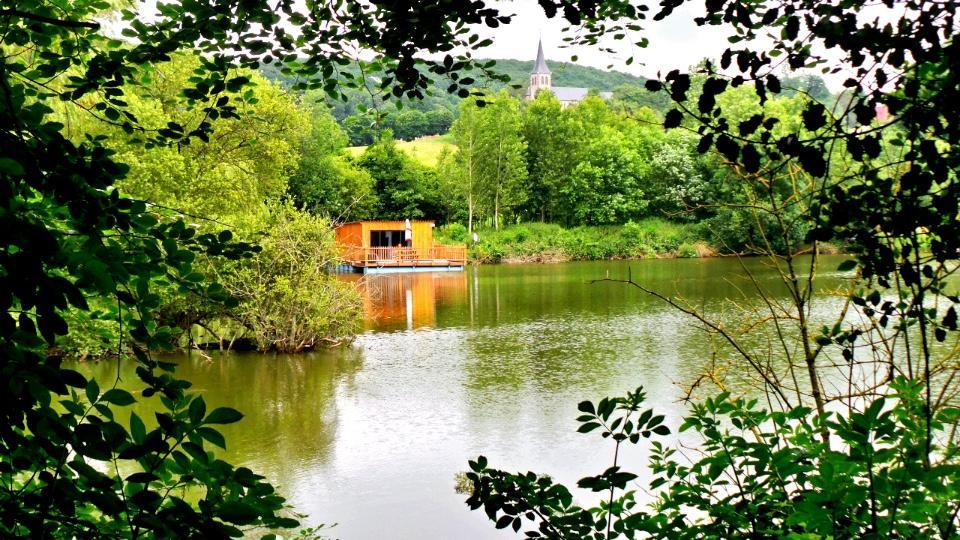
[437,221,712,263]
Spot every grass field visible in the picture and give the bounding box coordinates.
[347,134,456,167]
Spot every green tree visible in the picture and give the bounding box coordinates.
[288,92,377,221]
[387,108,428,140]
[476,91,528,229]
[522,91,577,221]
[559,126,647,225]
[448,96,489,234]
[357,131,441,219]
[425,107,455,135]
[342,113,378,146]
[435,148,468,224]
[642,131,706,218]
[780,73,832,102]
[218,205,363,352]
[87,54,308,223]
[692,86,811,253]
[546,96,648,225]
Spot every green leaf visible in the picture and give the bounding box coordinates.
[837,259,857,272]
[664,109,683,129]
[469,455,488,472]
[217,500,260,525]
[125,472,159,483]
[60,369,87,388]
[85,379,100,404]
[101,389,136,406]
[578,422,602,433]
[189,396,207,424]
[204,407,244,425]
[130,412,146,444]
[198,427,226,449]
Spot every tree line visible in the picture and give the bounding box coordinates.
[260,57,665,146]
[291,76,836,255]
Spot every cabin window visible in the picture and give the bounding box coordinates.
[370,230,406,247]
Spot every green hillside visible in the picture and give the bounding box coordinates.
[479,58,647,91]
[260,58,651,145]
[260,58,646,109]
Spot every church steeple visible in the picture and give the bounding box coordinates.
[532,39,551,74]
[527,38,552,100]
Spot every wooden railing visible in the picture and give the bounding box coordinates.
[340,245,467,266]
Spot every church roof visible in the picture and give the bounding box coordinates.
[552,86,613,102]
[532,39,550,74]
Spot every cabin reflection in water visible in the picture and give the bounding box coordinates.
[338,271,468,331]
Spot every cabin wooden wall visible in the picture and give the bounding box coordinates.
[410,221,434,249]
[335,222,364,247]
[335,220,435,248]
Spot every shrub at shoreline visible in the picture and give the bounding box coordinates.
[436,220,718,263]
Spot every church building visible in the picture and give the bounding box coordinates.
[525,40,613,107]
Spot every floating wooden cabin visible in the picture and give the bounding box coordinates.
[334,220,467,273]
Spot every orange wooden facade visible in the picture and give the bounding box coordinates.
[334,220,466,269]
[335,220,436,250]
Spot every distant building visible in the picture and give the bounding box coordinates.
[525,39,612,107]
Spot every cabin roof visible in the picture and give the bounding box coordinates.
[337,219,435,228]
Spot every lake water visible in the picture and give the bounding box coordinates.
[81,257,852,538]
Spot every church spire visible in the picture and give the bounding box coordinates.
[532,38,551,74]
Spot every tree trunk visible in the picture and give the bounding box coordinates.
[495,134,504,230]
[468,192,474,236]
[467,136,475,235]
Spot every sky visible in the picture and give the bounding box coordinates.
[470,1,847,92]
[472,1,732,81]
[127,0,850,92]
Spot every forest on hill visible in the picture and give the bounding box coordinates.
[262,59,831,146]
[260,57,655,144]
[468,58,650,91]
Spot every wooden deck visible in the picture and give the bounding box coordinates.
[340,245,467,269]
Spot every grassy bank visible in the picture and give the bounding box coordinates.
[434,220,716,263]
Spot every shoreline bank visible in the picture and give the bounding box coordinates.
[434,220,838,265]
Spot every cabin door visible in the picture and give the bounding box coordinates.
[370,230,406,247]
